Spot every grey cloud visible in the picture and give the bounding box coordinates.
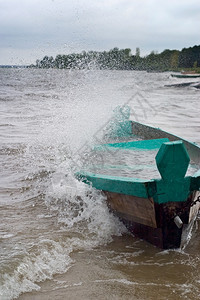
[0,0,200,64]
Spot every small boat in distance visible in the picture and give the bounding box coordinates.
[76,106,200,249]
[171,73,200,78]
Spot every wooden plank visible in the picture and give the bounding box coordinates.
[105,191,157,228]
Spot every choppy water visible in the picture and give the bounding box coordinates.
[0,68,200,300]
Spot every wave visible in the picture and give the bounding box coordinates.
[0,160,126,299]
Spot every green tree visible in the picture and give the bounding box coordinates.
[170,51,179,70]
[136,47,140,57]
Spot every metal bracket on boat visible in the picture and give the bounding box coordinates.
[190,195,200,207]
[174,215,183,228]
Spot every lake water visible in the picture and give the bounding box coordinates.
[0,68,200,300]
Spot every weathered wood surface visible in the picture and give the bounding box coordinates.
[189,191,200,223]
[105,189,200,249]
[105,192,157,228]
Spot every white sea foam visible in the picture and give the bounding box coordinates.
[0,160,126,300]
[0,240,73,300]
[47,161,127,246]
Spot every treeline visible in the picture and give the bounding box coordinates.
[33,45,200,72]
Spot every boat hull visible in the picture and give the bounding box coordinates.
[171,74,200,78]
[76,110,200,249]
[105,190,200,249]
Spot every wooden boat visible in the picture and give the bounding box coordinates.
[76,107,200,249]
[171,73,200,78]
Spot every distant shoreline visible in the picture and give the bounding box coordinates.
[1,44,200,72]
[0,65,28,68]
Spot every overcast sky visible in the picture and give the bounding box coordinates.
[1,0,200,65]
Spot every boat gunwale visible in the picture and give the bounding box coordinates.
[131,120,200,166]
